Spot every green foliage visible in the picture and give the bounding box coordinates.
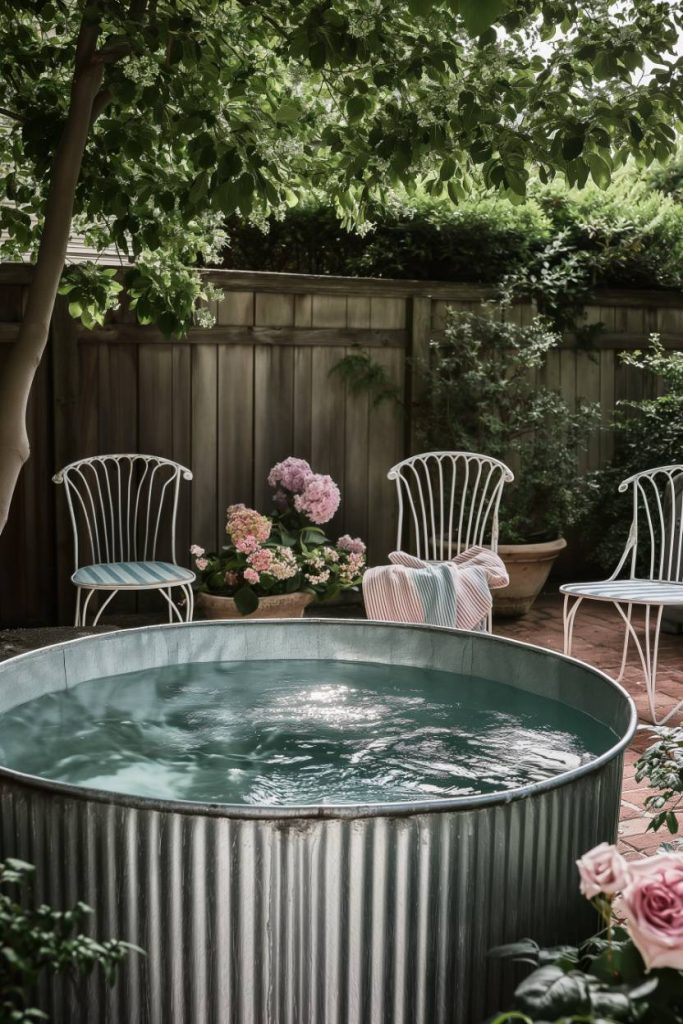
[58,265,122,329]
[0,858,135,1023]
[490,930,683,1023]
[415,306,599,542]
[1,0,682,336]
[635,727,683,837]
[329,349,402,406]
[587,338,683,572]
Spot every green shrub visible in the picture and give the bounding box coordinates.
[0,858,135,1022]
[415,307,599,544]
[587,338,683,572]
[221,166,683,299]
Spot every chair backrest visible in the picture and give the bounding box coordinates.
[617,465,683,582]
[388,451,514,560]
[53,454,192,569]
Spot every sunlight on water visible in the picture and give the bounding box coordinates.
[0,659,616,806]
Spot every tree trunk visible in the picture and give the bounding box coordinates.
[0,23,102,534]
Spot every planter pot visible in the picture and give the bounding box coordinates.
[196,591,314,620]
[493,537,568,618]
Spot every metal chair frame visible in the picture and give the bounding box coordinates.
[54,454,195,626]
[562,464,683,724]
[388,451,514,632]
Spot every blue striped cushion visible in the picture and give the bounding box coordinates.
[561,579,683,605]
[73,561,195,588]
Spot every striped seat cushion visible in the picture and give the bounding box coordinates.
[561,579,683,606]
[72,561,195,588]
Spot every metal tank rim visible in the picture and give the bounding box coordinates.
[0,617,637,821]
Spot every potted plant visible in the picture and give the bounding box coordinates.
[191,457,366,619]
[416,306,598,616]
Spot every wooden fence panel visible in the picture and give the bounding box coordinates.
[1,268,683,626]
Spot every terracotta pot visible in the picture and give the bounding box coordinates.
[493,537,567,618]
[196,591,314,620]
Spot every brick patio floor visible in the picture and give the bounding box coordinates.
[495,593,683,858]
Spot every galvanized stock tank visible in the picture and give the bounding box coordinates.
[0,620,635,1024]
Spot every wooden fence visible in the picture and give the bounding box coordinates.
[1,263,682,627]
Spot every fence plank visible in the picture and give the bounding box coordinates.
[191,345,219,551]
[253,346,295,509]
[366,347,404,563]
[218,345,255,513]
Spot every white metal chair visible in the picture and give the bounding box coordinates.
[387,451,514,631]
[561,465,683,724]
[54,454,195,626]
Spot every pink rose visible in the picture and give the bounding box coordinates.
[294,472,340,525]
[243,568,259,585]
[195,557,209,571]
[577,843,630,900]
[621,854,683,970]
[190,544,205,556]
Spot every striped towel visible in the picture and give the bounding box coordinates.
[363,547,509,631]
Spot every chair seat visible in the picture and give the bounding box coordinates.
[560,578,683,606]
[72,561,196,590]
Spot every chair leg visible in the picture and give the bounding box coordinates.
[562,594,583,657]
[612,602,683,725]
[92,590,118,627]
[81,589,95,627]
[617,602,633,682]
[158,587,183,623]
[183,584,194,622]
[74,587,82,627]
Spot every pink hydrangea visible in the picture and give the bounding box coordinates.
[243,567,260,585]
[226,504,271,546]
[248,547,273,573]
[235,535,259,555]
[339,551,365,584]
[337,534,366,555]
[195,557,209,571]
[294,473,340,525]
[267,457,312,494]
[190,544,205,557]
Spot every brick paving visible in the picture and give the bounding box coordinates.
[495,593,683,857]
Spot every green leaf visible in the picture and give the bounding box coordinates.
[587,152,611,189]
[562,134,585,160]
[458,0,507,37]
[408,0,433,13]
[233,586,259,615]
[275,99,301,123]
[514,965,591,1017]
[346,95,366,123]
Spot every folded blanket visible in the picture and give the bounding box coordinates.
[362,546,509,631]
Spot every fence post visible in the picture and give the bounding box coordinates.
[409,295,432,453]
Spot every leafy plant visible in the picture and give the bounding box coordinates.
[635,727,683,837]
[490,842,683,1024]
[329,350,402,407]
[415,307,599,543]
[587,337,683,572]
[0,857,135,1023]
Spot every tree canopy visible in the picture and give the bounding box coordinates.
[1,0,681,333]
[0,0,681,532]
